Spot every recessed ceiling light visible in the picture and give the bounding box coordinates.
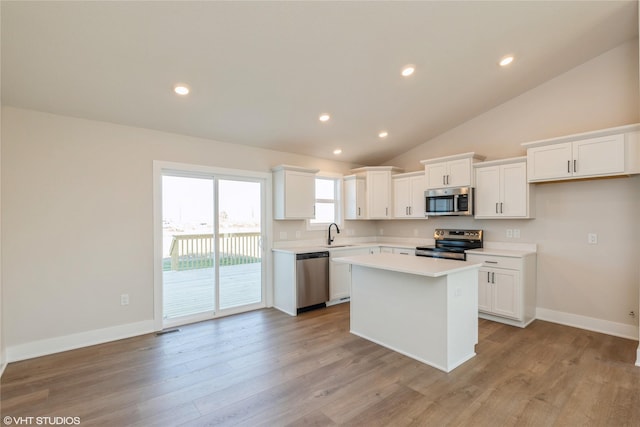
[378,131,388,138]
[401,65,415,77]
[499,55,514,67]
[319,114,331,122]
[174,84,190,95]
[333,149,342,155]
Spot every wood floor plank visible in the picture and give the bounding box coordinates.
[2,303,640,426]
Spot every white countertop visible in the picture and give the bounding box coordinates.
[333,253,482,278]
[465,247,536,258]
[271,241,421,255]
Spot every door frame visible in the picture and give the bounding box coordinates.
[152,160,273,331]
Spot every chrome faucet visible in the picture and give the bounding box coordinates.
[327,222,340,245]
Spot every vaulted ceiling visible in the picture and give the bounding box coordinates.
[2,1,638,165]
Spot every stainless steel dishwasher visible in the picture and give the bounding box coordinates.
[296,251,329,313]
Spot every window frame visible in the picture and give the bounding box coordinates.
[307,173,343,230]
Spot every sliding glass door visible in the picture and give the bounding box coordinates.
[161,171,265,327]
[218,179,263,309]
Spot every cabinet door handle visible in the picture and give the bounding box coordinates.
[574,159,577,173]
[500,202,503,213]
[358,207,361,216]
[495,202,499,214]
[385,207,388,216]
[567,160,571,173]
[443,175,446,185]
[447,175,450,185]
[487,272,491,283]
[409,206,412,215]
[492,272,495,283]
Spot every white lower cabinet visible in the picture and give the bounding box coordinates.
[329,247,378,302]
[380,246,415,255]
[467,251,537,328]
[478,267,520,319]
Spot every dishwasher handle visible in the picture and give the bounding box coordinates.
[296,252,329,260]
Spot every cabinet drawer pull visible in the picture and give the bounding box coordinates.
[574,159,577,173]
[485,261,498,264]
[495,203,499,214]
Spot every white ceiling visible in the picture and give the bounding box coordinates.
[2,1,638,165]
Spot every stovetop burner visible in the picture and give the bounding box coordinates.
[416,229,483,261]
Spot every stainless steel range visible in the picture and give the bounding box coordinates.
[416,229,483,261]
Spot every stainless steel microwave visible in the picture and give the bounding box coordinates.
[425,186,474,216]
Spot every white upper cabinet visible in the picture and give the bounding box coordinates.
[523,124,640,183]
[421,152,486,190]
[572,136,624,177]
[346,166,403,220]
[272,165,318,220]
[474,158,533,219]
[344,175,366,219]
[392,171,427,218]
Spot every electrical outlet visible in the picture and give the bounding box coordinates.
[295,230,301,239]
[506,229,513,238]
[588,233,598,244]
[513,229,520,239]
[121,294,129,306]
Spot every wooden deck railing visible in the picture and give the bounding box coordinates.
[168,232,261,271]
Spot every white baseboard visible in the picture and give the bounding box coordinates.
[536,307,639,340]
[636,346,640,367]
[6,320,155,363]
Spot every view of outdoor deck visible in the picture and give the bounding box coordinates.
[162,175,264,321]
[163,232,262,319]
[163,263,262,318]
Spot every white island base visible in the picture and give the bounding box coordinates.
[336,254,480,373]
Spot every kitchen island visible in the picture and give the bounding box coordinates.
[333,253,482,373]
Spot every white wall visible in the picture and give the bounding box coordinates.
[0,108,362,360]
[386,40,640,336]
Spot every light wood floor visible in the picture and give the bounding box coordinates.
[2,303,639,426]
